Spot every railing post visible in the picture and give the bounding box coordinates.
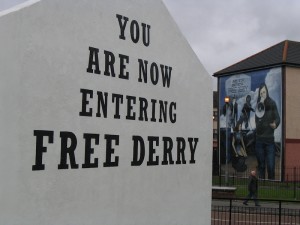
[294,167,296,200]
[229,198,232,225]
[278,200,282,225]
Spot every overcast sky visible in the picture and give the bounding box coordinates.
[163,0,300,76]
[1,0,300,89]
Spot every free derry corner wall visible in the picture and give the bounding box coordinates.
[0,0,212,224]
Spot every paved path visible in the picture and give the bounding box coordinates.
[212,198,300,210]
[212,199,300,225]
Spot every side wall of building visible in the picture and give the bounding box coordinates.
[285,67,300,177]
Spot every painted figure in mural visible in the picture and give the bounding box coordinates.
[230,96,238,128]
[241,95,255,129]
[232,123,247,157]
[222,96,238,128]
[231,122,248,172]
[255,83,280,180]
[221,95,239,163]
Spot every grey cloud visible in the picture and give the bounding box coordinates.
[163,0,300,81]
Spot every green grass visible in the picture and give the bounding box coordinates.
[234,186,297,200]
[213,176,300,200]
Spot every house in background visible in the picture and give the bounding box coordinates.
[212,91,219,175]
[213,40,300,181]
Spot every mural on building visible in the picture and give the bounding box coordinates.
[219,67,282,180]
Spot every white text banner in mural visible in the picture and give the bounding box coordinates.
[225,74,251,98]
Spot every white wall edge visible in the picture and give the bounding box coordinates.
[0,0,40,17]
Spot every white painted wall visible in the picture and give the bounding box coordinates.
[0,0,212,224]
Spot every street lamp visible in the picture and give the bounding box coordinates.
[224,96,230,186]
[224,96,230,104]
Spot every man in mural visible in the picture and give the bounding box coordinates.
[241,95,255,130]
[255,83,280,180]
[230,96,238,128]
[222,95,238,129]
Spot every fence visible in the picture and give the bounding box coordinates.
[213,167,300,200]
[212,197,300,225]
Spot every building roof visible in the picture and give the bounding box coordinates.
[213,40,300,77]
